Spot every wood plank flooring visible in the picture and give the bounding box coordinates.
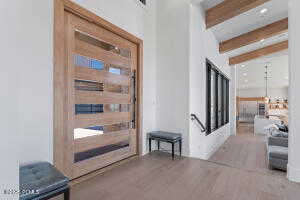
[209,123,285,177]
[53,151,300,200]
[52,123,300,200]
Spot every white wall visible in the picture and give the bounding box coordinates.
[154,0,233,159]
[288,0,300,183]
[0,0,20,198]
[19,0,54,164]
[140,0,157,155]
[230,67,237,136]
[155,1,233,159]
[237,87,288,102]
[189,3,232,159]
[17,0,234,167]
[0,0,235,194]
[18,0,157,165]
[156,0,191,156]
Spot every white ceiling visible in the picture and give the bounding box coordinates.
[237,52,289,89]
[200,0,289,89]
[201,0,289,57]
[202,0,289,42]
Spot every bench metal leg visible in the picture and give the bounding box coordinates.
[64,187,70,200]
[149,138,152,153]
[157,140,160,150]
[179,140,182,157]
[39,186,69,200]
[172,142,174,160]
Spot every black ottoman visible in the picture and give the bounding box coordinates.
[19,162,69,200]
[148,131,182,160]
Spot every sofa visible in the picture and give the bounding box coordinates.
[266,124,289,171]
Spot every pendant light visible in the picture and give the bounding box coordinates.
[264,62,271,103]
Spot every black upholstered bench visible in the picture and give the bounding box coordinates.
[148,131,182,160]
[19,162,69,200]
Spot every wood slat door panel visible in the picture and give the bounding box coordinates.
[73,147,131,178]
[75,39,132,68]
[63,12,138,179]
[74,112,131,128]
[74,67,131,86]
[75,90,131,104]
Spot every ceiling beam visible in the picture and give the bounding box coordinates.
[229,40,288,65]
[220,18,288,53]
[237,97,267,102]
[206,0,272,28]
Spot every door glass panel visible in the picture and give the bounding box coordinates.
[91,59,104,70]
[75,54,104,70]
[104,104,130,112]
[75,104,103,114]
[75,31,131,59]
[75,80,104,91]
[109,65,130,76]
[74,140,130,163]
[75,104,130,114]
[103,122,130,133]
[109,67,121,75]
[105,83,129,94]
[75,54,89,67]
[74,126,104,139]
[74,122,130,140]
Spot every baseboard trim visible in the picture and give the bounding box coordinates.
[287,163,300,183]
[206,134,231,160]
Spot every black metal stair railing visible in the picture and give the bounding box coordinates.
[191,114,206,133]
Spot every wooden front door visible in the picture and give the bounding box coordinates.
[63,11,138,179]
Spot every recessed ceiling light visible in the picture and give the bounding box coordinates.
[243,73,247,76]
[241,64,246,68]
[260,8,268,14]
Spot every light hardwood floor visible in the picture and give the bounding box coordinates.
[57,151,300,200]
[209,123,285,177]
[53,124,300,200]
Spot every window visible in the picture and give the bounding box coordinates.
[206,59,229,135]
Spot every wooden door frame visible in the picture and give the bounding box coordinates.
[54,0,143,177]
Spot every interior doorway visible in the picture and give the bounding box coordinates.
[210,55,289,178]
